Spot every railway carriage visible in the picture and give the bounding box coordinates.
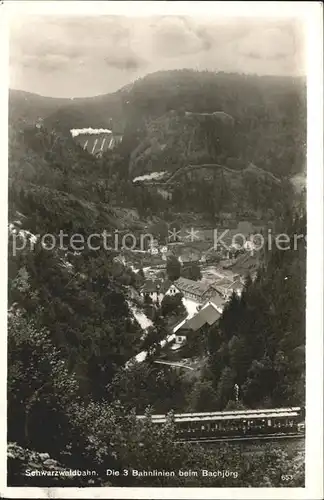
[136,407,304,440]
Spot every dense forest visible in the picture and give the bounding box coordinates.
[11,69,306,177]
[8,70,306,486]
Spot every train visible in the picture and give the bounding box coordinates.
[136,407,305,440]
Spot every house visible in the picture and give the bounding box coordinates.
[213,276,245,300]
[164,277,220,319]
[174,301,221,345]
[212,222,255,257]
[166,277,216,304]
[225,252,259,278]
[160,246,168,259]
[165,282,181,297]
[140,279,172,304]
[204,294,226,314]
[226,278,244,298]
[148,238,159,255]
[140,279,162,304]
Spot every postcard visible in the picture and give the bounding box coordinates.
[1,1,323,499]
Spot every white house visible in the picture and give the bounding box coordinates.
[165,283,181,296]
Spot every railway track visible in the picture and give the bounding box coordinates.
[176,433,305,444]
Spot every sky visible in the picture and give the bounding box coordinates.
[9,15,305,98]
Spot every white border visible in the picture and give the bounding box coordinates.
[0,0,320,18]
[0,2,9,498]
[305,3,323,499]
[1,2,323,499]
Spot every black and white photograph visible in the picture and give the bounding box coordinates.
[1,1,323,498]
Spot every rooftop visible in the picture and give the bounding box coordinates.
[207,294,226,311]
[228,279,244,292]
[142,278,172,294]
[160,279,173,294]
[212,277,233,289]
[226,253,259,275]
[174,277,211,297]
[142,279,159,293]
[178,303,221,334]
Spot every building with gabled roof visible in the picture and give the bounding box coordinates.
[170,277,215,303]
[184,304,221,332]
[206,294,226,314]
[140,278,174,304]
[174,300,221,345]
[212,276,245,300]
[226,252,259,278]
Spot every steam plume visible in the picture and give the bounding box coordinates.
[70,128,112,137]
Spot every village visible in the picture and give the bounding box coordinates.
[119,220,263,368]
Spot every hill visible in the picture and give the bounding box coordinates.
[108,70,306,179]
[129,109,237,177]
[9,89,68,126]
[8,123,146,233]
[127,107,292,219]
[8,69,305,222]
[9,89,125,133]
[10,69,306,179]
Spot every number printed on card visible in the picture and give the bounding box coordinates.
[281,474,294,481]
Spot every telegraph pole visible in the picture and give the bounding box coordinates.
[234,383,239,403]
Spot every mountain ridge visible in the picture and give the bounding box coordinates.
[9,69,306,220]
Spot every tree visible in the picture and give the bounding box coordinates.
[215,366,237,409]
[224,399,247,411]
[186,380,219,412]
[147,221,169,244]
[181,263,201,281]
[204,218,306,409]
[160,293,185,318]
[8,244,143,401]
[108,362,188,414]
[166,256,181,281]
[242,357,276,405]
[141,321,166,357]
[7,443,91,487]
[137,267,145,280]
[8,311,80,455]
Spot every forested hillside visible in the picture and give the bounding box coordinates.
[8,127,145,403]
[205,217,306,410]
[11,69,306,178]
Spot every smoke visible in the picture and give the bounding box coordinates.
[133,171,167,183]
[70,128,112,137]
